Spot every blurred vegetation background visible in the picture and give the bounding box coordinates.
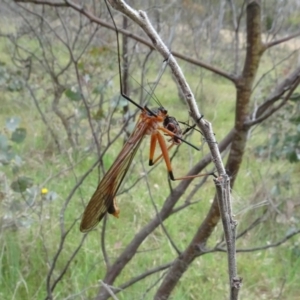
[0,0,300,299]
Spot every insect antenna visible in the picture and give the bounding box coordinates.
[144,56,171,108]
[179,121,203,136]
[104,0,156,116]
[126,74,164,110]
[112,29,168,110]
[179,120,217,147]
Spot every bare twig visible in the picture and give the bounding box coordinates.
[99,281,120,300]
[214,175,242,300]
[118,262,171,292]
[140,151,181,255]
[214,228,300,253]
[246,66,300,127]
[15,0,236,83]
[264,30,300,49]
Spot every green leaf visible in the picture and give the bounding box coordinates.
[0,133,8,150]
[45,191,58,201]
[286,227,296,236]
[14,155,23,167]
[7,78,24,92]
[12,165,20,174]
[11,128,27,143]
[254,145,265,157]
[6,116,21,132]
[289,92,300,102]
[284,134,299,144]
[289,116,300,124]
[77,107,88,119]
[0,147,15,165]
[286,151,299,163]
[11,155,23,174]
[11,176,33,193]
[77,61,85,70]
[270,133,279,147]
[270,184,280,196]
[92,108,105,120]
[0,65,10,86]
[291,245,300,262]
[26,186,38,206]
[65,88,82,101]
[92,84,106,94]
[26,186,38,200]
[0,152,9,165]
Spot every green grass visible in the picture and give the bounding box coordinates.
[1,18,300,300]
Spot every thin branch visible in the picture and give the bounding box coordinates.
[25,83,62,152]
[245,70,300,127]
[49,235,87,293]
[214,175,241,299]
[215,228,300,253]
[15,0,236,83]
[99,281,119,300]
[264,30,300,49]
[140,152,181,255]
[118,262,171,292]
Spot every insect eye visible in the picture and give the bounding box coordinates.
[160,107,167,115]
[167,123,176,132]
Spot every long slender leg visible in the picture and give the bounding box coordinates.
[156,131,176,180]
[151,143,175,165]
[158,126,200,150]
[150,124,190,165]
[155,131,216,181]
[149,134,158,166]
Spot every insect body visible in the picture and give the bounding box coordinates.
[80,107,183,232]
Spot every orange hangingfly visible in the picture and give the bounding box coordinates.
[79,1,215,232]
[80,107,196,232]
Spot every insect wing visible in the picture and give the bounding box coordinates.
[80,118,148,232]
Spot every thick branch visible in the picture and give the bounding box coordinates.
[227,0,263,182]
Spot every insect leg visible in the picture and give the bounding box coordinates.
[150,142,175,166]
[155,131,216,180]
[155,131,176,180]
[149,134,158,166]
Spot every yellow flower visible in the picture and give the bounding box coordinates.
[41,188,49,195]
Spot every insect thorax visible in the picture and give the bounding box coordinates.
[163,116,183,145]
